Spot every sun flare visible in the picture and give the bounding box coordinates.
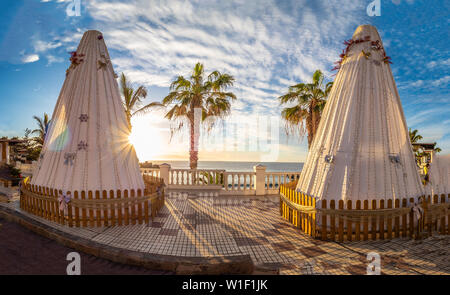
[128,118,164,161]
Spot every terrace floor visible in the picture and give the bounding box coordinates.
[1,193,449,275]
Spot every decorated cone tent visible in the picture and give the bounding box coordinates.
[31,30,144,193]
[428,154,450,196]
[296,25,423,204]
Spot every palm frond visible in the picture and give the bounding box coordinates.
[132,102,164,116]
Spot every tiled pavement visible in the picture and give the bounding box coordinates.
[1,193,449,275]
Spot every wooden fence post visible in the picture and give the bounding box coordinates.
[95,190,101,227]
[88,191,94,227]
[74,191,80,227]
[131,189,137,225]
[448,194,450,235]
[124,190,130,226]
[440,195,446,235]
[371,200,377,240]
[330,200,336,241]
[137,189,143,225]
[102,190,109,227]
[306,195,311,236]
[387,199,393,239]
[311,196,316,238]
[110,190,116,227]
[394,199,400,238]
[346,200,352,242]
[427,196,433,237]
[117,190,123,226]
[409,198,414,239]
[144,189,149,224]
[402,198,407,237]
[338,200,344,242]
[363,200,369,241]
[301,193,305,232]
[379,200,385,240]
[67,191,73,227]
[355,200,361,241]
[321,200,327,240]
[81,191,87,227]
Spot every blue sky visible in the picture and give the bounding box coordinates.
[0,0,448,162]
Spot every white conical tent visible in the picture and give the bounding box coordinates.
[296,24,423,204]
[31,30,144,193]
[428,154,450,196]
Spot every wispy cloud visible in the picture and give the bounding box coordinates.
[33,39,62,53]
[86,0,367,116]
[21,54,39,63]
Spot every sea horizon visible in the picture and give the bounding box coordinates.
[146,160,304,172]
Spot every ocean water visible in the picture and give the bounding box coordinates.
[150,161,303,172]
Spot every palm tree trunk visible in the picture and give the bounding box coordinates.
[306,104,315,149]
[310,100,321,147]
[189,115,200,169]
[126,112,132,132]
[306,120,314,148]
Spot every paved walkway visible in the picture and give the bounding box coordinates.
[1,193,449,275]
[0,217,171,275]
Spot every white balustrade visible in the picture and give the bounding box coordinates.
[169,169,225,186]
[140,164,301,195]
[140,168,161,178]
[223,172,255,191]
[265,171,301,190]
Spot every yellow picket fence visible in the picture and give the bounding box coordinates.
[19,176,165,227]
[280,183,450,242]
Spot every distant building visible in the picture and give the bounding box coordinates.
[412,142,436,166]
[140,161,159,168]
[0,138,10,165]
[0,138,28,165]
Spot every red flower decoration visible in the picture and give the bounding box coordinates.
[333,36,392,71]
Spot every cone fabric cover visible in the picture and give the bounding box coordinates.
[428,154,450,196]
[296,25,423,204]
[31,30,144,193]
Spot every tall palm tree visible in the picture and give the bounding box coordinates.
[162,62,236,169]
[32,113,51,146]
[279,70,333,148]
[120,73,162,131]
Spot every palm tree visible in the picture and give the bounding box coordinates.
[409,128,423,151]
[120,73,162,131]
[409,128,424,166]
[279,70,333,148]
[32,113,51,146]
[162,62,236,169]
[408,128,442,169]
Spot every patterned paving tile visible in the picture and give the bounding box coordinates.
[271,241,296,252]
[1,195,449,275]
[234,236,269,247]
[272,222,290,229]
[299,246,328,258]
[159,228,179,236]
[260,228,281,236]
[150,222,163,228]
[346,263,368,275]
